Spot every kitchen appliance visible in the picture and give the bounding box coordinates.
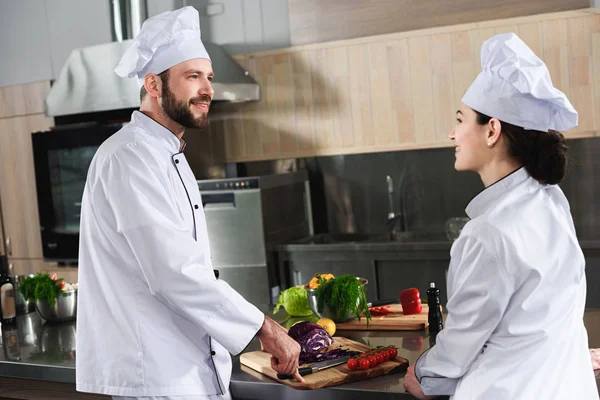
[32,124,121,262]
[45,0,259,118]
[198,170,313,306]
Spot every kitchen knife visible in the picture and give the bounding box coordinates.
[277,355,354,380]
[367,297,399,307]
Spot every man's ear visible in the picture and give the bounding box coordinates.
[144,74,161,99]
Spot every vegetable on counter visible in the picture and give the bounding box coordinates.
[279,314,319,330]
[17,272,76,307]
[314,274,371,324]
[346,346,399,370]
[288,321,360,365]
[399,287,423,315]
[273,286,313,316]
[307,273,335,289]
[369,305,393,316]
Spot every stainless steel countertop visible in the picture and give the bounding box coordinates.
[1,308,599,399]
[278,233,600,252]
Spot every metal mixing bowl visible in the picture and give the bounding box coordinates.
[35,289,77,323]
[305,277,368,323]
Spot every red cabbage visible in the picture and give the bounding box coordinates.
[299,347,362,365]
[288,322,362,365]
[288,322,325,342]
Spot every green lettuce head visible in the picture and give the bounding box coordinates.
[273,286,313,316]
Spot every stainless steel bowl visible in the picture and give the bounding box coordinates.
[35,289,77,323]
[305,277,368,323]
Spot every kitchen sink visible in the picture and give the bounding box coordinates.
[367,231,449,243]
[289,231,449,245]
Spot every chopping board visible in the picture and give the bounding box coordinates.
[335,303,429,331]
[240,337,408,390]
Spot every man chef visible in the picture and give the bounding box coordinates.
[75,6,303,400]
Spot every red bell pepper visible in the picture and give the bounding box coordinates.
[369,305,392,316]
[399,288,422,315]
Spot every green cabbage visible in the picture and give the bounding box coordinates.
[273,286,313,316]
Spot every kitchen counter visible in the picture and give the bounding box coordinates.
[279,233,600,252]
[0,308,599,399]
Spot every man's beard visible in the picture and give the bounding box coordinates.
[161,82,210,129]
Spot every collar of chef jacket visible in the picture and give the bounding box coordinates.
[131,110,186,153]
[466,167,530,219]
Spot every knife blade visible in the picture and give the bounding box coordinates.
[367,297,399,308]
[277,355,354,380]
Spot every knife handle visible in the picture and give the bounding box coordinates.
[277,366,313,380]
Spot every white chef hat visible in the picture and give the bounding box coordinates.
[462,33,577,132]
[114,6,211,87]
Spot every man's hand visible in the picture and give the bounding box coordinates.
[257,316,305,383]
[591,348,600,370]
[403,364,438,400]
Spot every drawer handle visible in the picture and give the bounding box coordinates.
[5,237,11,256]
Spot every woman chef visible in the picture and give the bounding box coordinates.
[403,33,599,399]
[76,7,303,400]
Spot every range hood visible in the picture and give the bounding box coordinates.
[45,0,259,118]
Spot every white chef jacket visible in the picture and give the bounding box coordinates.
[76,111,265,397]
[415,167,599,399]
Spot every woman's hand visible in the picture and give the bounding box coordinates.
[403,364,438,399]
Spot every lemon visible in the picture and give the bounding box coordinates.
[317,318,336,336]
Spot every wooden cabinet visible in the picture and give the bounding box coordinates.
[0,81,49,119]
[213,9,600,163]
[0,114,53,259]
[0,81,53,275]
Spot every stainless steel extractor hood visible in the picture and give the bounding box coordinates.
[45,0,259,118]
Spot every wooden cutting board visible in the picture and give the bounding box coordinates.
[239,337,409,390]
[335,303,429,331]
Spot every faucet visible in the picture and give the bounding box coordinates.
[386,175,408,235]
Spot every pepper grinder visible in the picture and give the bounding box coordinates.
[427,282,443,333]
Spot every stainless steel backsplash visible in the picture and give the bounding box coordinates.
[236,136,600,241]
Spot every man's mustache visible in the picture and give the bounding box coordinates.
[189,94,212,105]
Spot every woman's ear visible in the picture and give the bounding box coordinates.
[486,118,503,148]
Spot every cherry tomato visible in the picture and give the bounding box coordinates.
[388,347,398,359]
[359,358,370,370]
[347,358,358,370]
[375,353,385,365]
[367,355,377,368]
[381,349,390,361]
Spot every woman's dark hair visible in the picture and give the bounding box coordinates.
[475,111,568,185]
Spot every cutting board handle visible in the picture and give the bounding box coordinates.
[277,366,312,380]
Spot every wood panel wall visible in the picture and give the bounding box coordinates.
[202,9,600,163]
[288,0,589,46]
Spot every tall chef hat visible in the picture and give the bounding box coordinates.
[462,33,578,132]
[114,6,211,87]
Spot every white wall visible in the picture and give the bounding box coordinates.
[194,0,291,55]
[0,0,54,87]
[0,0,290,88]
